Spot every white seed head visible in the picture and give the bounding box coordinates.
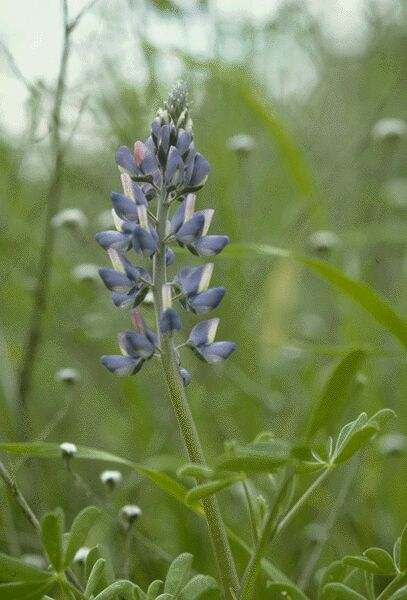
[73,546,90,564]
[378,433,406,457]
[372,118,407,141]
[308,230,340,252]
[100,470,123,488]
[120,504,142,525]
[72,263,100,283]
[55,367,80,384]
[60,442,77,459]
[227,134,256,154]
[51,208,88,230]
[21,554,46,569]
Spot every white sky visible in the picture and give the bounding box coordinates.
[0,0,396,137]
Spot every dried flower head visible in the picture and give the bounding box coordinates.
[51,208,88,230]
[60,442,77,459]
[55,367,80,384]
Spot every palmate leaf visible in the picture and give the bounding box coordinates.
[0,553,52,583]
[0,441,293,589]
[164,553,193,595]
[223,243,407,349]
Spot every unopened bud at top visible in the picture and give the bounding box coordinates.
[165,81,188,123]
[51,208,88,230]
[60,442,77,459]
[55,368,80,385]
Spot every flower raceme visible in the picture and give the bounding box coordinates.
[96,82,235,383]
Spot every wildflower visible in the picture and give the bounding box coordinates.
[100,470,123,490]
[96,83,235,385]
[227,134,256,155]
[55,367,80,384]
[60,442,77,459]
[51,208,88,230]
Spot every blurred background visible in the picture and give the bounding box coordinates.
[0,0,406,594]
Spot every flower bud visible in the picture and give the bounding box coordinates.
[190,235,229,256]
[378,433,406,457]
[120,504,142,527]
[308,230,339,253]
[51,208,88,230]
[95,231,130,251]
[60,442,77,459]
[73,547,90,565]
[100,470,123,490]
[72,263,100,283]
[55,368,80,385]
[227,134,256,155]
[187,287,226,314]
[372,118,407,142]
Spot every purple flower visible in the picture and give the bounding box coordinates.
[187,319,235,363]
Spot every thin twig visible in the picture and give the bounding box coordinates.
[0,39,38,96]
[0,460,40,530]
[67,0,102,32]
[16,0,102,436]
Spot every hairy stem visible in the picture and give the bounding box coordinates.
[152,191,239,599]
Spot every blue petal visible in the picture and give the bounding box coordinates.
[189,235,229,257]
[179,367,192,386]
[175,264,213,296]
[188,153,209,190]
[95,231,130,251]
[196,341,236,363]
[98,268,132,292]
[165,146,184,189]
[111,291,135,308]
[116,146,137,176]
[187,287,225,314]
[132,184,148,206]
[165,247,175,266]
[176,129,193,157]
[100,355,142,376]
[176,213,205,245]
[118,331,155,358]
[132,226,158,257]
[110,192,138,220]
[159,308,181,334]
[188,318,219,347]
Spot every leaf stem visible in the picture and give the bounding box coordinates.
[152,190,239,599]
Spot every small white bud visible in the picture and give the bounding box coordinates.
[308,230,340,253]
[378,433,406,457]
[100,470,122,489]
[73,546,90,564]
[51,208,88,230]
[55,368,80,385]
[120,504,141,527]
[227,134,256,154]
[372,118,407,141]
[72,263,100,283]
[60,442,77,459]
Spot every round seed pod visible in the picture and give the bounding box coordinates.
[100,470,123,490]
[120,504,142,528]
[60,442,78,460]
[73,546,90,565]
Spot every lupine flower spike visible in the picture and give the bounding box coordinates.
[97,82,235,385]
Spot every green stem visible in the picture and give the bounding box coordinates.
[242,480,259,545]
[377,571,407,600]
[240,467,332,600]
[152,191,239,599]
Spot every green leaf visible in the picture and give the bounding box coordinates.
[179,574,218,599]
[93,580,135,600]
[84,558,105,598]
[85,545,113,591]
[164,553,193,595]
[266,583,309,598]
[319,560,347,590]
[40,508,64,571]
[306,350,366,438]
[391,585,407,599]
[343,555,381,575]
[64,506,102,567]
[215,440,290,474]
[156,595,175,600]
[0,580,55,600]
[400,524,407,571]
[223,244,407,349]
[185,476,241,505]
[147,579,163,598]
[363,548,396,575]
[300,257,407,349]
[0,554,52,583]
[321,582,367,599]
[177,464,214,480]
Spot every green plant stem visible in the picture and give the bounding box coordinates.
[152,191,239,600]
[377,571,407,600]
[242,480,259,545]
[240,467,332,599]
